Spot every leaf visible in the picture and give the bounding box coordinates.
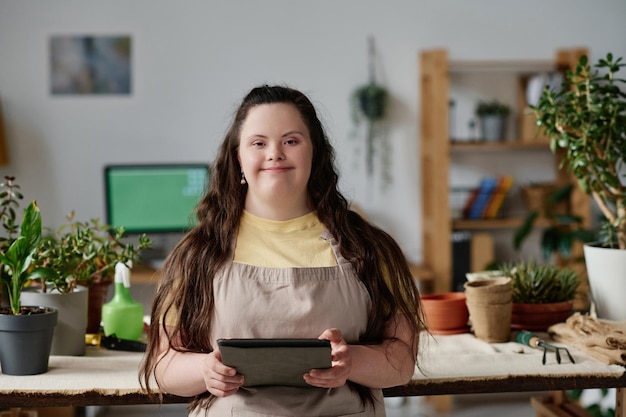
[514,211,539,250]
[541,228,560,260]
[546,184,573,206]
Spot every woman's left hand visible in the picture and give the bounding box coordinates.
[303,328,351,388]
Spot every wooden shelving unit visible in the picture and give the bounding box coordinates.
[419,48,592,294]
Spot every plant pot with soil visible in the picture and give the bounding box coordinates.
[0,197,58,375]
[498,260,580,331]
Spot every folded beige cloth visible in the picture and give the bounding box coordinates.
[548,313,626,365]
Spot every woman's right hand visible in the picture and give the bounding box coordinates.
[203,348,245,397]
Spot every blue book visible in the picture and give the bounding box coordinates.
[468,177,498,219]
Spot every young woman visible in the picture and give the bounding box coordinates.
[141,85,424,416]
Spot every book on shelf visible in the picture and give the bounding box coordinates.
[467,177,498,220]
[462,176,514,220]
[461,187,481,219]
[483,175,514,219]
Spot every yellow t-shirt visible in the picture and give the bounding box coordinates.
[233,211,336,268]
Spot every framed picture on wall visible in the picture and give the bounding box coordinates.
[49,35,132,95]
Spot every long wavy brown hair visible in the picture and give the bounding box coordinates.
[140,85,424,412]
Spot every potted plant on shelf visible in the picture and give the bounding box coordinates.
[475,99,511,141]
[498,260,580,331]
[532,52,626,320]
[0,190,58,375]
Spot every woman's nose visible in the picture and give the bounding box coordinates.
[267,144,285,160]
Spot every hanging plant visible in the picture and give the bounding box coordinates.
[351,37,390,184]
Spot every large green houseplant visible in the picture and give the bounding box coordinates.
[532,52,626,320]
[533,53,626,248]
[0,178,58,374]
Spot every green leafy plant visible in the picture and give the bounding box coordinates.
[532,53,626,249]
[475,99,511,117]
[351,36,390,183]
[499,260,580,304]
[514,183,596,260]
[32,212,153,294]
[0,199,56,315]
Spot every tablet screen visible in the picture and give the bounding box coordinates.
[217,338,332,388]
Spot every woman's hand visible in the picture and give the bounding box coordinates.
[203,347,245,397]
[304,328,352,388]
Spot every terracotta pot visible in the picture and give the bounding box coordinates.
[511,301,573,331]
[420,292,469,335]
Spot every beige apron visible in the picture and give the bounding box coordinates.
[191,230,385,417]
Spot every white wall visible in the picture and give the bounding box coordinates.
[0,0,625,265]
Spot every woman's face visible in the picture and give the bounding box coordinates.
[238,103,313,217]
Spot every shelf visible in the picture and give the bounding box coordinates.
[419,48,589,294]
[131,264,161,284]
[448,59,555,74]
[450,141,549,152]
[452,217,552,230]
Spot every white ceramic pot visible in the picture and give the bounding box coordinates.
[583,243,626,321]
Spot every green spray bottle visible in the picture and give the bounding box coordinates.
[101,262,144,341]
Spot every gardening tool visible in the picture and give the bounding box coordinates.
[516,330,575,365]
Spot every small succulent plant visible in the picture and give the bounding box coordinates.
[499,260,579,304]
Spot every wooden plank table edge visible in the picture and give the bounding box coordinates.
[2,373,624,408]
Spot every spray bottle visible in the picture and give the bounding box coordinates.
[101,262,144,341]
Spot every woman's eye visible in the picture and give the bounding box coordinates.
[285,138,298,145]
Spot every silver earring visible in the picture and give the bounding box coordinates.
[240,171,247,185]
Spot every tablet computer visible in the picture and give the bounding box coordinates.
[217,338,332,388]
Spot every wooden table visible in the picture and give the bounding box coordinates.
[0,334,624,416]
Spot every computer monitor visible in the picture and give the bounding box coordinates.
[104,163,209,234]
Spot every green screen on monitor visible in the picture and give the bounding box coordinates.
[104,164,209,233]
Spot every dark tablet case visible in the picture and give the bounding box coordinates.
[217,338,331,388]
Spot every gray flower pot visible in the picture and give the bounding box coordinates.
[0,306,58,375]
[479,115,507,141]
[21,286,88,356]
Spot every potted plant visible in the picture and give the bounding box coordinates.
[351,36,390,184]
[0,176,152,355]
[475,99,511,141]
[25,211,152,354]
[499,260,580,331]
[0,188,58,374]
[532,52,626,320]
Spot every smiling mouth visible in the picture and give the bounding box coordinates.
[262,167,292,172]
